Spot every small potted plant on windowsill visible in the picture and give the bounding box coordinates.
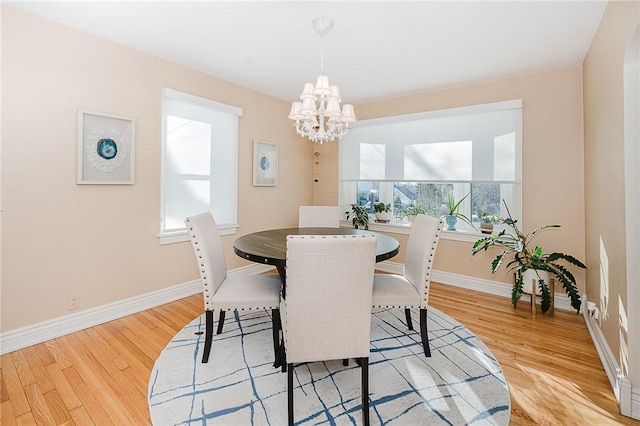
[399,203,428,224]
[373,202,393,222]
[471,201,586,314]
[443,193,475,231]
[479,212,499,234]
[345,204,369,229]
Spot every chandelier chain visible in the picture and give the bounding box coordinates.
[319,31,324,74]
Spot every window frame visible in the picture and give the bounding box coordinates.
[338,100,522,241]
[158,89,242,245]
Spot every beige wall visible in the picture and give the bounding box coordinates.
[2,4,623,353]
[316,66,587,290]
[312,142,339,206]
[583,0,639,384]
[1,5,313,332]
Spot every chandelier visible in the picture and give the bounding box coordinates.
[288,17,356,144]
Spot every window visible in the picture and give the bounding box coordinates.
[339,100,522,237]
[159,89,242,244]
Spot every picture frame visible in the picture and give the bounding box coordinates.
[253,140,278,186]
[77,109,135,184]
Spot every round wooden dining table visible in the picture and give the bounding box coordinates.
[233,227,400,297]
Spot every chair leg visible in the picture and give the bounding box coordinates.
[202,310,214,363]
[272,309,281,367]
[280,339,287,373]
[405,308,414,330]
[216,310,226,334]
[288,364,294,426]
[419,308,431,357]
[360,357,370,426]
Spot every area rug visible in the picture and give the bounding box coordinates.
[148,307,510,425]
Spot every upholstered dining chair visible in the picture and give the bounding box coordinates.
[371,214,443,357]
[185,212,282,364]
[280,234,377,426]
[298,205,341,228]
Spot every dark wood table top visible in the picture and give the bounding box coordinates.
[233,227,400,268]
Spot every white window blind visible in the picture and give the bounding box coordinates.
[339,100,522,184]
[338,100,522,233]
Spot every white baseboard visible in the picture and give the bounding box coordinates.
[434,269,584,313]
[0,279,201,355]
[0,261,589,355]
[374,259,403,275]
[435,266,639,420]
[0,263,272,355]
[377,261,582,313]
[584,311,624,396]
[3,260,637,421]
[583,311,640,420]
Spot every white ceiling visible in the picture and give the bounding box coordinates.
[8,1,608,103]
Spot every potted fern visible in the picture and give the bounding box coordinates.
[471,202,586,314]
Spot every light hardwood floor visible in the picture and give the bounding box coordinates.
[1,283,638,425]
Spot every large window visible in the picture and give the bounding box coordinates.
[159,89,242,244]
[339,100,522,235]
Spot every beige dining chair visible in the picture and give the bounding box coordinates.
[185,212,282,364]
[371,214,443,357]
[280,234,377,426]
[298,205,341,228]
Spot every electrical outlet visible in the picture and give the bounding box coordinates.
[68,294,79,310]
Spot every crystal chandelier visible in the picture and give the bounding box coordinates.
[288,17,356,144]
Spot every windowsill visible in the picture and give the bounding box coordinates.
[340,220,497,243]
[158,223,239,245]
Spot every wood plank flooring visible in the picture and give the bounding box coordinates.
[1,283,638,425]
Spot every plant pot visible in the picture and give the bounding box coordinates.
[522,269,550,296]
[375,211,393,222]
[445,215,457,230]
[480,222,494,234]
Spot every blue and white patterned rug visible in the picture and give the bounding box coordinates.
[148,307,510,425]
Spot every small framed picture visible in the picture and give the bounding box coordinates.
[253,140,278,186]
[77,110,135,184]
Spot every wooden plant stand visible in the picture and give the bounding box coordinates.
[525,277,555,317]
